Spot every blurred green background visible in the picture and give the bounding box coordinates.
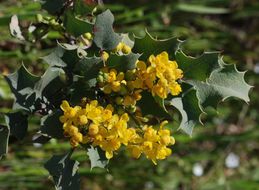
[0,0,259,189]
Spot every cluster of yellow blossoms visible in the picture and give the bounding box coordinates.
[59,100,175,164]
[99,50,183,109]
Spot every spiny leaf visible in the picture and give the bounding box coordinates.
[64,10,93,37]
[40,110,64,139]
[138,91,170,118]
[187,62,252,110]
[0,125,10,159]
[132,31,179,60]
[170,90,203,136]
[87,146,108,170]
[176,50,221,81]
[44,150,80,190]
[74,0,95,16]
[93,9,122,50]
[9,15,24,40]
[74,56,103,80]
[4,112,28,140]
[107,53,141,72]
[42,46,66,67]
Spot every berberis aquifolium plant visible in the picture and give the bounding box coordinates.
[1,0,252,189]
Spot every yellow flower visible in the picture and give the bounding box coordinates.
[101,51,109,62]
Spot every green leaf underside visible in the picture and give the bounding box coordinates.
[107,53,141,72]
[41,110,64,139]
[0,125,10,159]
[44,151,80,190]
[64,10,92,37]
[132,31,179,60]
[41,0,66,15]
[5,112,28,140]
[93,10,122,50]
[9,15,24,40]
[176,50,221,81]
[87,146,109,170]
[170,90,203,136]
[42,46,66,67]
[187,64,252,110]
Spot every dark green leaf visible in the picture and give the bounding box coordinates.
[132,31,179,60]
[87,146,108,170]
[138,91,170,118]
[93,9,122,50]
[107,53,141,72]
[64,10,93,37]
[0,125,10,159]
[74,0,95,15]
[41,110,64,139]
[176,50,221,81]
[187,62,252,110]
[42,0,66,15]
[170,90,203,135]
[74,56,103,80]
[4,112,28,140]
[44,150,80,190]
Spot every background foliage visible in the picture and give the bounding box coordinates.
[0,0,259,189]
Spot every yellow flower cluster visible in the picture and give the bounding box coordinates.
[132,51,183,99]
[59,99,175,163]
[128,121,175,165]
[59,100,137,159]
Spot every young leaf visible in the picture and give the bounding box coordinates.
[93,9,122,50]
[9,15,24,40]
[86,146,108,170]
[132,31,179,60]
[40,110,64,139]
[187,63,252,110]
[44,150,80,190]
[176,50,221,81]
[170,90,203,136]
[0,125,10,159]
[107,53,141,72]
[64,10,93,37]
[4,112,28,140]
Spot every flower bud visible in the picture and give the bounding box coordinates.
[36,14,43,22]
[83,32,93,40]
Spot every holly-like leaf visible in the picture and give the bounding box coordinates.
[74,0,95,15]
[4,112,28,140]
[44,150,80,190]
[41,0,66,15]
[9,15,24,40]
[176,50,221,81]
[170,90,203,135]
[42,46,66,67]
[187,62,252,110]
[40,110,64,139]
[107,53,141,72]
[74,56,103,80]
[138,91,170,118]
[64,10,93,37]
[5,65,40,112]
[87,146,108,170]
[93,9,122,50]
[0,125,10,159]
[132,31,179,60]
